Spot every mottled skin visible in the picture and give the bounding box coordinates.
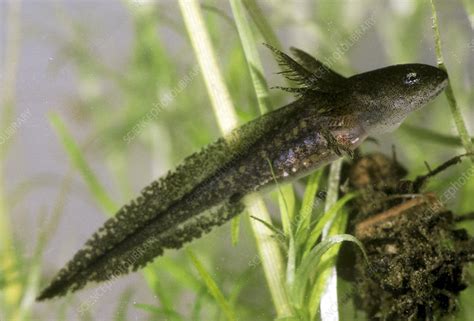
[37,46,448,300]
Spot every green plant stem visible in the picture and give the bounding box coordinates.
[242,0,281,49]
[230,0,293,317]
[401,123,473,147]
[0,0,21,159]
[230,0,270,113]
[49,113,118,215]
[460,0,474,29]
[15,169,74,321]
[0,0,22,314]
[178,0,238,135]
[319,159,343,321]
[179,0,292,317]
[430,0,474,159]
[187,250,237,321]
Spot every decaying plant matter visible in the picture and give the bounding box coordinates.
[339,153,474,321]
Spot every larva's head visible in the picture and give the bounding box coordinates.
[349,64,448,134]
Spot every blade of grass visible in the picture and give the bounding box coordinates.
[230,0,271,113]
[242,0,281,49]
[50,115,161,311]
[178,0,238,135]
[13,209,47,321]
[0,0,21,158]
[113,288,134,321]
[230,0,293,252]
[279,184,296,236]
[265,158,298,290]
[49,113,118,215]
[250,215,286,240]
[134,303,185,321]
[187,250,237,321]
[266,158,292,238]
[231,214,241,246]
[158,257,203,292]
[309,208,349,320]
[191,286,207,321]
[291,234,365,309]
[228,267,255,308]
[229,2,297,315]
[295,170,324,245]
[245,195,292,317]
[0,0,23,313]
[179,0,292,317]
[303,193,356,259]
[15,169,74,321]
[401,123,472,147]
[56,296,72,321]
[430,0,474,160]
[460,0,474,29]
[179,0,244,247]
[0,165,22,315]
[142,264,175,311]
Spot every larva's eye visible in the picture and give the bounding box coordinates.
[404,72,419,85]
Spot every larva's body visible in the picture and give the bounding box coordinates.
[38,46,447,301]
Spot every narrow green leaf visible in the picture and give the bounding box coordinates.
[113,288,133,321]
[231,215,241,246]
[230,0,271,114]
[191,286,207,321]
[266,158,293,238]
[309,208,350,319]
[250,215,285,241]
[279,184,296,236]
[291,234,366,309]
[134,303,184,320]
[318,158,343,321]
[430,0,474,160]
[187,250,237,321]
[158,257,202,292]
[460,0,474,27]
[230,7,298,307]
[295,170,324,243]
[225,0,292,316]
[401,123,472,147]
[49,113,117,215]
[303,193,356,259]
[242,0,281,49]
[142,263,175,311]
[178,0,238,134]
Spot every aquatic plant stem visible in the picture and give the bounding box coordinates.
[242,0,281,49]
[179,0,292,317]
[0,0,22,313]
[319,159,343,321]
[230,0,270,113]
[430,0,474,159]
[178,0,238,135]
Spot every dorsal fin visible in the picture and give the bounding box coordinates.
[264,44,348,94]
[290,47,347,84]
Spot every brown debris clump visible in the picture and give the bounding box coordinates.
[340,153,474,321]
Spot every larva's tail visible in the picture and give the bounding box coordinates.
[37,95,301,301]
[37,198,244,301]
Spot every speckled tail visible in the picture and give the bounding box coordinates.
[37,199,245,301]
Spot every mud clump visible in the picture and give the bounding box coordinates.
[340,153,474,321]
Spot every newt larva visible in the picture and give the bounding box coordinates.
[37,45,448,300]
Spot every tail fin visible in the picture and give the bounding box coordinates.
[37,199,244,300]
[38,95,301,301]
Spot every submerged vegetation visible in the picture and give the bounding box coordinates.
[0,0,473,320]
